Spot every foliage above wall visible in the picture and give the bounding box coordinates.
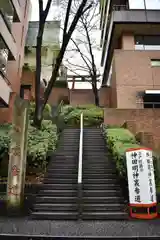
[23,63,35,72]
[57,104,104,129]
[54,80,68,88]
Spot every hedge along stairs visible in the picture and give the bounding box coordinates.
[31,128,80,220]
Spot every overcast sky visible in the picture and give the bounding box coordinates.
[30,0,102,89]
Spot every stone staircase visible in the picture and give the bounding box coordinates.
[31,128,79,220]
[31,127,127,220]
[82,127,128,220]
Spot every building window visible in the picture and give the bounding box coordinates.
[143,93,160,108]
[20,85,31,99]
[135,36,160,50]
[151,59,160,67]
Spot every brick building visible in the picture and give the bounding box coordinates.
[100,0,160,149]
[0,0,31,122]
[100,0,160,108]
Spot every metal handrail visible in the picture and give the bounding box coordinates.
[78,112,83,218]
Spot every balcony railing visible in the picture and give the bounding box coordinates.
[0,0,14,32]
[112,5,129,11]
[0,9,13,33]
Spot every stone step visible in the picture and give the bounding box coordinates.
[35,196,76,203]
[38,189,77,197]
[83,196,124,204]
[82,203,125,211]
[33,203,77,211]
[83,169,116,174]
[38,183,77,190]
[48,164,78,168]
[45,173,78,178]
[31,211,78,220]
[43,178,77,184]
[47,168,78,173]
[83,178,117,184]
[83,173,116,179]
[83,184,120,190]
[82,212,128,220]
[83,190,121,197]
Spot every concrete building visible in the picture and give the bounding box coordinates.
[0,0,31,122]
[100,0,160,149]
[21,20,62,101]
[100,0,160,109]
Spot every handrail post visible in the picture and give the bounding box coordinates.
[78,113,83,219]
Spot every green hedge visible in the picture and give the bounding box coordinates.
[104,126,160,188]
[0,121,57,170]
[58,104,103,128]
[29,102,52,120]
[104,127,140,177]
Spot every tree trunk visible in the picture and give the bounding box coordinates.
[33,26,44,128]
[92,76,99,106]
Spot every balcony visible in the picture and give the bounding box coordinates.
[0,72,12,106]
[0,14,17,60]
[11,0,22,22]
[0,42,12,106]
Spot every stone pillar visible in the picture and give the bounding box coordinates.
[7,96,29,214]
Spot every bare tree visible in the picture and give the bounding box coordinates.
[34,0,92,127]
[34,0,52,128]
[64,1,101,106]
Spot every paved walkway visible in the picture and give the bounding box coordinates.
[0,218,160,238]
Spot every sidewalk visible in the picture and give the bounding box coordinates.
[0,218,160,238]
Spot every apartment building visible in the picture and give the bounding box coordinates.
[0,0,31,122]
[100,0,160,109]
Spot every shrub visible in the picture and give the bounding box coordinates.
[27,120,57,168]
[0,124,11,159]
[29,102,52,120]
[104,127,160,190]
[59,104,103,127]
[104,127,142,178]
[0,121,57,172]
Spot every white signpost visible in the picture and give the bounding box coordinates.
[126,148,157,218]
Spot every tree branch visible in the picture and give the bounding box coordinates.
[71,37,92,75]
[38,0,43,17]
[82,18,97,76]
[63,0,72,38]
[66,60,90,72]
[44,0,53,18]
[82,2,93,15]
[42,0,89,109]
[67,0,91,37]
